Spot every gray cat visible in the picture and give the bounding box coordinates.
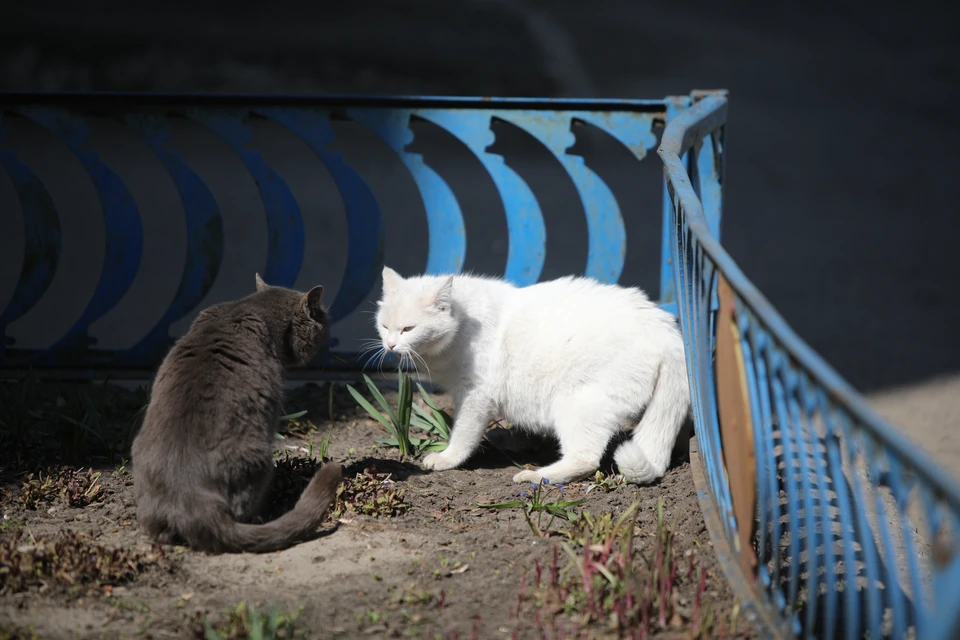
[131,274,342,553]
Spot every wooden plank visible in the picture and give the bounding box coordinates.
[715,273,758,575]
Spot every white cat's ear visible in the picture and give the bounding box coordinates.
[434,275,454,311]
[382,266,403,295]
[255,273,268,292]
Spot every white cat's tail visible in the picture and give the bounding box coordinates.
[614,347,691,485]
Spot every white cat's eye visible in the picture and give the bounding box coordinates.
[401,326,415,333]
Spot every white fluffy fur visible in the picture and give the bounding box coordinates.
[374,266,691,485]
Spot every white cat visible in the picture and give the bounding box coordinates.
[374,266,691,485]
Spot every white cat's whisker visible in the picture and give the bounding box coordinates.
[409,349,432,381]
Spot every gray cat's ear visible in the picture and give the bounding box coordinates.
[382,266,402,294]
[305,285,325,319]
[434,275,454,311]
[255,273,268,292]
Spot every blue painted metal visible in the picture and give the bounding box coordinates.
[120,114,223,364]
[255,108,384,323]
[416,110,545,286]
[0,118,61,362]
[17,107,143,360]
[187,110,304,289]
[347,107,467,277]
[3,89,959,638]
[0,94,667,370]
[504,111,626,283]
[660,93,960,639]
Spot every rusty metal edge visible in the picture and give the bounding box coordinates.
[689,435,790,639]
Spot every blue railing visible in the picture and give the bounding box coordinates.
[660,94,960,639]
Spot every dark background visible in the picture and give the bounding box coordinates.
[2,0,958,394]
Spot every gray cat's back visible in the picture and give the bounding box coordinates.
[131,279,342,553]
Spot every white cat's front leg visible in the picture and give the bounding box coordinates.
[422,391,492,471]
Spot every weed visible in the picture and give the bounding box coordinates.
[277,410,322,443]
[272,456,408,519]
[478,479,585,537]
[308,433,331,461]
[18,466,105,509]
[195,602,305,640]
[334,466,408,518]
[347,373,449,457]
[0,515,21,532]
[0,627,40,640]
[0,529,167,596]
[516,500,742,639]
[584,469,625,494]
[560,510,624,549]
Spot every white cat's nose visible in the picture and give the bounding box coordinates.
[386,343,396,351]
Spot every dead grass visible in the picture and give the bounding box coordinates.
[0,529,170,597]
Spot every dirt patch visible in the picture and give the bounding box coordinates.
[0,380,752,639]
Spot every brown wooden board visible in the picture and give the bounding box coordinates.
[715,274,759,575]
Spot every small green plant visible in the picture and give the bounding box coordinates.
[514,499,741,639]
[308,433,330,461]
[0,516,21,532]
[410,382,451,445]
[585,469,625,493]
[196,602,305,640]
[347,373,449,457]
[478,478,586,537]
[0,626,40,640]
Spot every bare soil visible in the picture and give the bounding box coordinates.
[0,380,751,639]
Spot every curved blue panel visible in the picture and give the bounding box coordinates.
[497,111,625,284]
[121,114,224,361]
[0,121,62,354]
[18,107,143,353]
[187,110,303,288]
[576,112,659,161]
[418,110,545,286]
[255,108,384,322]
[348,108,465,275]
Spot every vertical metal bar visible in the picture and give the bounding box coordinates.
[765,349,802,619]
[784,371,820,632]
[838,421,882,638]
[802,383,838,639]
[821,399,860,640]
[747,325,784,607]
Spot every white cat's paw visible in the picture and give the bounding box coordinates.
[512,469,544,484]
[422,451,461,471]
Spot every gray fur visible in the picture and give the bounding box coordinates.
[131,275,342,554]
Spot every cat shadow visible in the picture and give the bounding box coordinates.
[342,457,427,481]
[455,415,695,482]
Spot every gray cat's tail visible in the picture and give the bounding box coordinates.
[192,462,343,554]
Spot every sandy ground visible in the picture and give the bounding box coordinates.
[0,381,750,639]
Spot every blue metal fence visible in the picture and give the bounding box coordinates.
[0,92,682,374]
[660,94,960,639]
